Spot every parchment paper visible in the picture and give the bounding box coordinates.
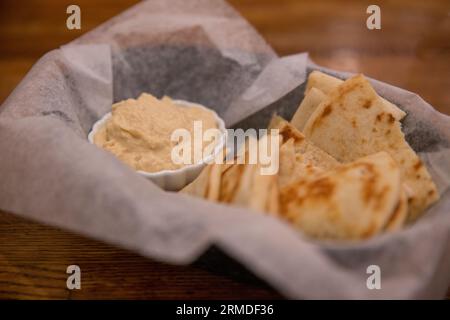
[1,0,449,299]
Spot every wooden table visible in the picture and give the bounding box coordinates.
[0,0,449,299]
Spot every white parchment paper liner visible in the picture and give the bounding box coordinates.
[0,0,449,299]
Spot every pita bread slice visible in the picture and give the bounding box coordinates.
[279,152,402,240]
[221,134,279,214]
[206,164,222,201]
[180,165,211,197]
[291,87,326,131]
[278,138,323,188]
[266,177,280,215]
[303,74,439,221]
[239,164,278,214]
[219,162,278,214]
[306,71,345,95]
[269,115,339,171]
[306,71,406,120]
[180,163,222,201]
[384,186,408,232]
[278,139,296,187]
[219,164,244,203]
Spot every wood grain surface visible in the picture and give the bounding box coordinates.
[0,0,449,299]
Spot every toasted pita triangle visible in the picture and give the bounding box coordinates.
[266,177,280,215]
[306,71,343,96]
[180,164,211,197]
[305,71,406,121]
[291,87,326,131]
[219,134,279,214]
[278,139,297,187]
[269,115,339,172]
[385,186,409,232]
[219,162,278,214]
[206,164,222,201]
[180,163,222,201]
[303,74,439,220]
[237,164,276,212]
[280,152,402,240]
[278,138,324,188]
[219,164,243,203]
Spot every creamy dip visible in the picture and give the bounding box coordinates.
[94,93,217,172]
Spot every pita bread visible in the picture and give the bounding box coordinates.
[180,164,210,197]
[384,187,408,232]
[291,87,326,131]
[266,177,280,215]
[219,135,279,214]
[278,138,324,188]
[236,164,278,214]
[305,71,345,95]
[306,71,406,121]
[206,164,222,200]
[303,74,439,221]
[278,139,297,187]
[219,162,278,214]
[269,115,339,171]
[219,164,243,202]
[180,163,222,201]
[280,152,402,240]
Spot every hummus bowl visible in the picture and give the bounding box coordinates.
[88,99,227,191]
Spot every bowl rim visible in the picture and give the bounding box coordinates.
[87,99,227,178]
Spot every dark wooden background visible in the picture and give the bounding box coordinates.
[0,0,449,299]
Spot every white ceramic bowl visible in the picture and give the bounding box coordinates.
[88,99,227,191]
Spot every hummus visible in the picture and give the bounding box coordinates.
[94,93,217,172]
